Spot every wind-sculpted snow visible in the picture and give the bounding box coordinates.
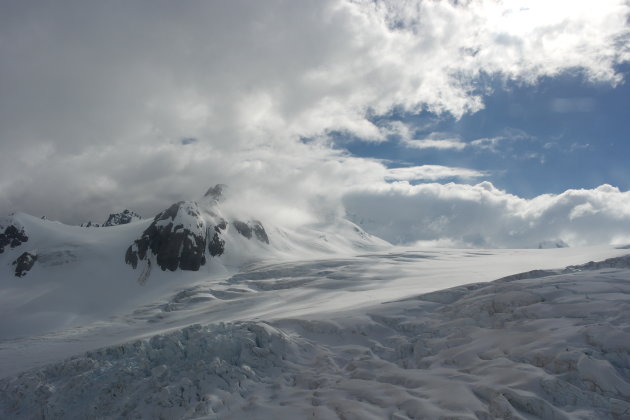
[2,256,630,419]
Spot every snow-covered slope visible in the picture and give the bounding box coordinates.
[0,188,387,339]
[1,187,630,419]
[1,252,630,419]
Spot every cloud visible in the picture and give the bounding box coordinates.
[387,124,468,150]
[398,128,534,153]
[403,138,468,151]
[343,182,630,247]
[470,137,506,152]
[0,0,628,226]
[385,165,487,181]
[470,129,534,152]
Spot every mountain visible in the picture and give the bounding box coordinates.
[103,209,142,226]
[1,186,629,419]
[0,185,388,338]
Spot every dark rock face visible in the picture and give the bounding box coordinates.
[125,202,207,272]
[233,220,269,244]
[0,225,28,254]
[104,209,141,227]
[208,232,225,257]
[81,221,100,228]
[125,245,139,269]
[214,219,227,232]
[232,220,252,239]
[13,252,37,277]
[251,220,269,244]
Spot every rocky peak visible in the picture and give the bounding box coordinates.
[80,221,100,228]
[125,201,208,274]
[204,184,227,202]
[103,209,142,227]
[125,199,272,282]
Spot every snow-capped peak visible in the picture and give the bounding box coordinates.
[103,209,142,227]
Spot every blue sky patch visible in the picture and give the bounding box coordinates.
[339,64,630,197]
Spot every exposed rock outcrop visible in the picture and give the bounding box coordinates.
[214,219,227,232]
[251,220,269,244]
[124,197,271,280]
[0,225,28,254]
[125,202,207,272]
[233,220,269,244]
[80,221,100,228]
[13,251,37,277]
[233,220,252,239]
[104,210,141,227]
[207,218,227,257]
[207,232,225,257]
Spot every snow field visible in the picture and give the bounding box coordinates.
[2,256,630,419]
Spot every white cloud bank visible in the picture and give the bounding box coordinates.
[385,165,487,181]
[0,0,628,246]
[344,182,630,247]
[404,138,468,151]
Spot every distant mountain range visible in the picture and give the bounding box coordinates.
[1,185,388,282]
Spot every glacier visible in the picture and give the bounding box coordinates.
[1,194,629,419]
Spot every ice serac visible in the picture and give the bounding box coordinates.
[103,209,141,227]
[12,252,37,277]
[0,224,28,254]
[125,201,207,272]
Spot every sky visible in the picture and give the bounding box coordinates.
[342,65,630,198]
[1,0,629,247]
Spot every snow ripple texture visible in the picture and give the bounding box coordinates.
[2,258,630,419]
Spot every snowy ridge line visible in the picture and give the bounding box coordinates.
[389,254,630,306]
[1,253,630,418]
[496,254,630,283]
